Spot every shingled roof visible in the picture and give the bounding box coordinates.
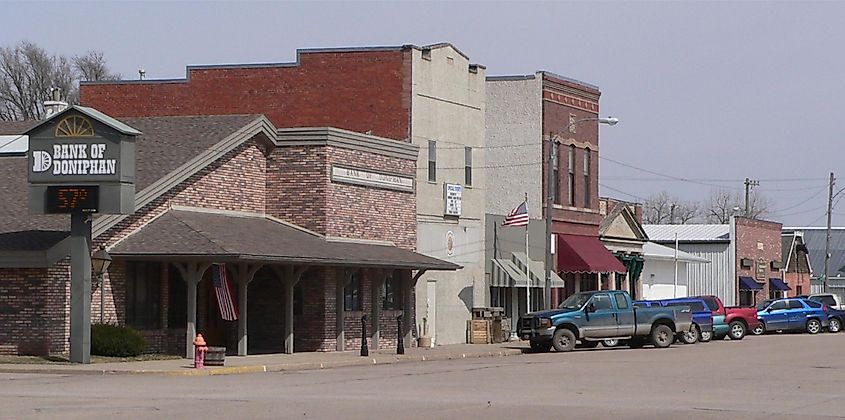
[111,207,460,270]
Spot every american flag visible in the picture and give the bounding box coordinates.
[212,264,238,321]
[502,201,529,227]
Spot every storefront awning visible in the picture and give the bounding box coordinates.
[769,278,791,291]
[739,276,764,291]
[557,234,627,273]
[490,252,565,288]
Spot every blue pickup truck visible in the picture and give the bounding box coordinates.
[519,290,693,352]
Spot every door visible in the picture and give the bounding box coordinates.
[763,300,789,330]
[584,293,617,338]
[786,300,808,330]
[426,280,436,345]
[614,293,635,336]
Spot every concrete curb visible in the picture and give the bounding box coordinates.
[0,348,526,377]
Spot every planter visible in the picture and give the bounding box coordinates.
[205,346,226,366]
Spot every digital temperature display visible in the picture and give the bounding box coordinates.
[44,186,99,213]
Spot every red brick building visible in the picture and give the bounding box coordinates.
[734,217,787,305]
[0,107,455,357]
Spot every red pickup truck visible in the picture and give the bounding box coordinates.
[693,295,761,340]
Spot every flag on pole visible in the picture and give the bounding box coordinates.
[212,264,239,321]
[502,201,529,227]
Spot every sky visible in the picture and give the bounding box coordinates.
[3,1,845,227]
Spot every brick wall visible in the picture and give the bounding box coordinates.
[265,146,328,234]
[80,49,413,141]
[735,217,783,304]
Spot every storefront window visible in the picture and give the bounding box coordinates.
[126,261,161,329]
[344,273,362,311]
[167,265,186,328]
[382,273,402,310]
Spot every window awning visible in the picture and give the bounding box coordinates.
[739,276,764,291]
[557,234,627,273]
[769,277,791,291]
[490,252,565,288]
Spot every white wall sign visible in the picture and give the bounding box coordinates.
[444,183,462,216]
[331,165,414,192]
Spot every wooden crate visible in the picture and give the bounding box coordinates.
[467,319,492,344]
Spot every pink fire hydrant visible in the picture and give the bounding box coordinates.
[193,334,208,369]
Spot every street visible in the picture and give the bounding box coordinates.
[2,333,844,419]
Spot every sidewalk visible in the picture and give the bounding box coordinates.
[0,342,529,376]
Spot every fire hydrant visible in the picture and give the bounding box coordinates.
[193,333,208,369]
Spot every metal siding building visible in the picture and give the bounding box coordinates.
[644,224,736,306]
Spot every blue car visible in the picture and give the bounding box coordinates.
[657,298,714,344]
[754,298,829,335]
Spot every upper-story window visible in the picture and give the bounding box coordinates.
[464,146,472,186]
[552,143,561,204]
[567,145,575,206]
[583,148,591,208]
[428,140,436,182]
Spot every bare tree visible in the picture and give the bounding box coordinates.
[0,41,119,121]
[703,189,771,223]
[643,191,699,224]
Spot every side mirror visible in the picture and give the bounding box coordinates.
[765,307,772,313]
[586,303,596,313]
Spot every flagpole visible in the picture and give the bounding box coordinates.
[525,192,531,314]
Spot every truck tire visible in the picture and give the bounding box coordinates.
[728,321,747,340]
[602,339,619,348]
[679,325,700,345]
[530,340,552,353]
[651,324,674,348]
[828,318,841,333]
[806,318,822,334]
[552,328,576,352]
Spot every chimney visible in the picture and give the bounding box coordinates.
[43,87,68,118]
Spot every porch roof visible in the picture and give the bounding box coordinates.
[110,207,460,271]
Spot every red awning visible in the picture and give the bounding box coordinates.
[556,234,627,273]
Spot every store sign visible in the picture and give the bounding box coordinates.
[331,165,414,192]
[32,144,117,176]
[444,183,462,216]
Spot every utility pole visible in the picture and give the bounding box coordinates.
[824,172,834,294]
[669,203,676,224]
[544,134,557,310]
[744,177,760,217]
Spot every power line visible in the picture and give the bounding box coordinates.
[599,156,744,190]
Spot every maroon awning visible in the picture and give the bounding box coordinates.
[556,234,626,273]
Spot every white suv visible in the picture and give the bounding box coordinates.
[808,293,845,311]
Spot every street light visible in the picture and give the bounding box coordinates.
[544,116,620,309]
[91,246,112,324]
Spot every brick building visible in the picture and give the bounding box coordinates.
[0,107,456,357]
[781,230,811,297]
[80,43,486,346]
[485,72,625,321]
[734,217,786,305]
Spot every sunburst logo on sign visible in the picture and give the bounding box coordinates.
[55,115,95,137]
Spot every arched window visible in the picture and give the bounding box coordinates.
[583,148,591,208]
[567,145,575,206]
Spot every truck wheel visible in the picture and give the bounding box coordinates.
[728,321,747,340]
[576,340,599,349]
[828,318,841,333]
[700,330,712,342]
[679,326,700,345]
[806,319,822,334]
[651,324,674,348]
[602,339,619,348]
[552,328,576,352]
[530,340,552,353]
[751,323,765,335]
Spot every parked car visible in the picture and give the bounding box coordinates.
[519,290,693,352]
[805,296,843,332]
[753,298,830,335]
[808,293,845,311]
[750,299,775,334]
[692,295,760,340]
[656,298,714,344]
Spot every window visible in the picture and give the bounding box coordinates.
[490,287,512,316]
[770,300,789,311]
[805,300,822,309]
[591,294,612,310]
[614,294,629,309]
[815,295,837,307]
[382,273,403,310]
[167,265,186,328]
[344,273,362,311]
[464,146,472,186]
[552,143,560,204]
[689,302,706,312]
[583,148,591,208]
[788,300,804,309]
[567,145,575,206]
[126,262,161,329]
[428,140,436,182]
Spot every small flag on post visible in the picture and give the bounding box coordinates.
[502,201,529,227]
[212,264,238,321]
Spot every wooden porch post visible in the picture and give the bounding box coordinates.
[174,261,212,359]
[232,263,262,356]
[407,270,426,347]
